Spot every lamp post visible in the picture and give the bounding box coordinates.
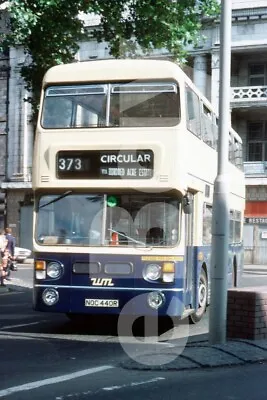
[209,0,232,344]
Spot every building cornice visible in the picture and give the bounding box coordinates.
[1,182,32,189]
[232,7,267,20]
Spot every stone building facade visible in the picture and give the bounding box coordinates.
[2,2,267,258]
[0,8,33,244]
[0,45,33,244]
[0,9,9,232]
[189,2,267,263]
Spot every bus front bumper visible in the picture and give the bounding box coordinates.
[33,285,185,317]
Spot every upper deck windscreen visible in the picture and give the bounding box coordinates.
[41,81,180,128]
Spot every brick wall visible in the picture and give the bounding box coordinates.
[227,287,267,340]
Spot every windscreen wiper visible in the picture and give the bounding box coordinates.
[39,190,73,209]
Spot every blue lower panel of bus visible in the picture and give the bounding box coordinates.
[33,252,186,317]
[33,245,243,318]
[33,285,184,317]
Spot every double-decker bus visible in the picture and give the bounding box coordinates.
[32,59,245,324]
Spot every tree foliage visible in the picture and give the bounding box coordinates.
[0,0,219,120]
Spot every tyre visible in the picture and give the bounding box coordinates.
[189,269,208,324]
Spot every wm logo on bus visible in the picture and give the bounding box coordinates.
[91,278,114,286]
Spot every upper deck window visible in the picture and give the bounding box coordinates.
[41,81,180,129]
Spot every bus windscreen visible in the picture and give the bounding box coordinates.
[36,193,180,247]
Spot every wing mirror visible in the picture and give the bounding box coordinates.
[183,194,192,214]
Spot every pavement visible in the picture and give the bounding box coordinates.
[122,263,267,370]
[120,337,267,371]
[1,263,267,371]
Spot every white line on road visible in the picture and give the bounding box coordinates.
[7,279,33,288]
[54,377,166,399]
[0,330,178,345]
[0,314,38,321]
[102,377,166,391]
[1,320,49,330]
[0,365,114,398]
[0,303,30,307]
[0,291,22,296]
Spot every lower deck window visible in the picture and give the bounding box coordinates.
[36,192,180,247]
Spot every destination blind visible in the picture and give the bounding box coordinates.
[56,149,154,179]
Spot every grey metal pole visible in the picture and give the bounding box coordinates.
[209,0,232,344]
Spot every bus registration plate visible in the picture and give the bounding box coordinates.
[85,299,119,307]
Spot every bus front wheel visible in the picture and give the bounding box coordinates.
[189,269,208,324]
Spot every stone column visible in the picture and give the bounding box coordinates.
[21,90,33,182]
[193,54,207,97]
[7,47,21,179]
[7,48,33,182]
[211,50,220,114]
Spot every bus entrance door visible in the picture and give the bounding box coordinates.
[184,194,195,309]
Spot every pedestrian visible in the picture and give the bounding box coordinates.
[4,228,16,280]
[5,227,15,259]
[0,230,8,286]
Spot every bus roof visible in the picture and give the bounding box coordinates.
[43,59,186,85]
[42,58,242,144]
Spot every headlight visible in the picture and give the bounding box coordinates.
[143,264,161,281]
[147,291,165,309]
[162,262,175,283]
[42,288,59,306]
[47,262,62,279]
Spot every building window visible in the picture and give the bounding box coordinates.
[202,203,212,245]
[247,122,267,161]
[249,64,265,86]
[229,210,242,243]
